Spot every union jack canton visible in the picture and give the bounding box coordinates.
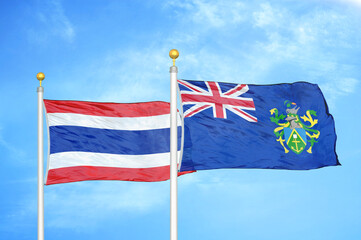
[178,79,257,122]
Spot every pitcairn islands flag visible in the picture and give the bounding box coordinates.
[178,79,339,172]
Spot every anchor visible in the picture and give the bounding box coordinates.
[290,134,304,153]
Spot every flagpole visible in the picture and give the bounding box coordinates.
[37,72,45,240]
[169,49,179,240]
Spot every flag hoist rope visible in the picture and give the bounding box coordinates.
[37,72,45,240]
[169,49,179,240]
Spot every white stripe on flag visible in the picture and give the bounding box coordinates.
[47,112,181,130]
[49,151,182,170]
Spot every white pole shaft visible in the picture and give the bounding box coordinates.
[170,65,178,240]
[37,86,44,240]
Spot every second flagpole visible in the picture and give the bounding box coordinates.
[169,49,179,240]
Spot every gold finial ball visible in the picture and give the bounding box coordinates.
[36,72,45,81]
[169,49,179,60]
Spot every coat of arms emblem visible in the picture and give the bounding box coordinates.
[270,101,320,154]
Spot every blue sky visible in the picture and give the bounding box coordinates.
[1,0,361,239]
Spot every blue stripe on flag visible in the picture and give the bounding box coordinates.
[49,126,181,155]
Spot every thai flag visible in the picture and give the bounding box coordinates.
[44,100,184,185]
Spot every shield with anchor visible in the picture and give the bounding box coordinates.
[283,127,307,154]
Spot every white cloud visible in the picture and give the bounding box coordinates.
[320,77,359,108]
[253,2,283,28]
[332,0,361,7]
[2,180,170,232]
[58,0,359,108]
[29,0,75,43]
[0,127,26,161]
[339,78,359,93]
[45,181,169,229]
[2,192,37,233]
[165,0,246,28]
[43,1,360,115]
[248,3,361,106]
[92,48,171,103]
[42,0,359,124]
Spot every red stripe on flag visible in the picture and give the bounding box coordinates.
[233,108,258,122]
[224,84,247,96]
[207,82,224,118]
[178,80,203,93]
[46,166,193,185]
[44,100,170,117]
[185,104,211,118]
